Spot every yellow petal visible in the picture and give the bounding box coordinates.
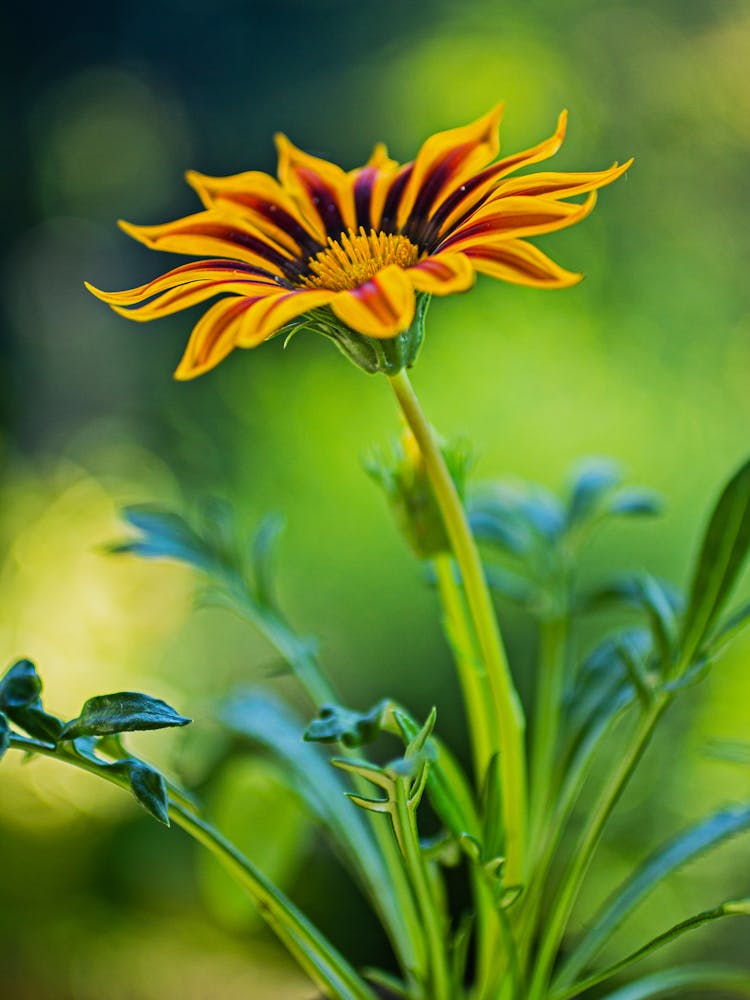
[85,261,276,307]
[234,287,336,348]
[434,110,568,237]
[174,296,252,380]
[275,133,356,240]
[119,212,297,278]
[440,193,597,251]
[489,159,633,201]
[465,238,583,288]
[406,253,475,295]
[185,169,320,255]
[331,264,415,338]
[397,104,504,229]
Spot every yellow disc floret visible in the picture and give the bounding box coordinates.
[301,228,421,291]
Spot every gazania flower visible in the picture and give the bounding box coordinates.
[86,106,631,379]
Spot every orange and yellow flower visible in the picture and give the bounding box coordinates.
[86,107,631,379]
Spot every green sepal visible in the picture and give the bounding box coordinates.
[286,293,431,376]
[60,692,191,740]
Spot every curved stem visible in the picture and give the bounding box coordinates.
[388,369,527,888]
[528,694,670,999]
[434,553,495,787]
[7,735,377,1000]
[394,780,451,1000]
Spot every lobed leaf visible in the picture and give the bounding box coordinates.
[305,702,390,748]
[60,692,191,740]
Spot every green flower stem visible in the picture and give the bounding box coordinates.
[393,778,451,1000]
[389,369,527,888]
[8,734,378,1000]
[528,616,568,859]
[434,553,496,787]
[528,693,671,1000]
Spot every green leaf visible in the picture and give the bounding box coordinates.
[553,899,750,1000]
[304,701,390,748]
[599,964,750,999]
[251,513,285,608]
[117,759,171,826]
[0,659,64,742]
[0,659,42,707]
[0,711,9,760]
[681,457,750,666]
[557,804,750,987]
[705,598,750,658]
[60,692,191,740]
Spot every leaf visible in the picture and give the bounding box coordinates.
[0,659,64,742]
[118,759,171,826]
[607,489,663,518]
[304,701,390,748]
[704,598,750,658]
[599,964,750,999]
[557,804,750,987]
[681,457,750,666]
[251,513,285,608]
[60,692,191,740]
[567,459,622,527]
[110,505,216,572]
[0,711,9,760]
[0,659,42,708]
[554,900,750,1000]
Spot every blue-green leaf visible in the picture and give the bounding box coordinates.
[251,513,285,609]
[304,701,389,748]
[607,489,663,519]
[557,804,750,987]
[118,759,171,826]
[60,692,191,740]
[553,899,750,1000]
[681,457,750,666]
[567,459,622,527]
[599,964,750,999]
[0,711,9,760]
[110,505,216,572]
[0,659,41,708]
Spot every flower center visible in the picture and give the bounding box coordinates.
[301,228,421,291]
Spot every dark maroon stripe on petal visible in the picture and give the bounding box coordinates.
[218,193,322,256]
[403,147,468,239]
[379,164,413,235]
[296,167,346,238]
[354,167,377,232]
[179,223,301,280]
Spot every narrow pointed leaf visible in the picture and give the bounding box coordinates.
[60,692,191,739]
[553,899,750,1000]
[557,804,750,986]
[567,459,622,527]
[705,598,750,658]
[681,457,750,665]
[599,964,750,999]
[251,513,285,608]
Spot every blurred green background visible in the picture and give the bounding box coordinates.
[2,0,750,996]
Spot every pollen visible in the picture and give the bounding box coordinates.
[301,228,421,291]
